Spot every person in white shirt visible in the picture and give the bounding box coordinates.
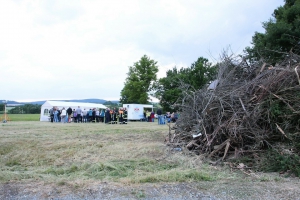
[76,106,82,123]
[96,109,100,122]
[60,107,67,123]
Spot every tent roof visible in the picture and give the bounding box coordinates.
[43,100,107,109]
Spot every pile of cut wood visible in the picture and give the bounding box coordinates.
[170,51,300,160]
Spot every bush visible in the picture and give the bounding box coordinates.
[259,149,300,177]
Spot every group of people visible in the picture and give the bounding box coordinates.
[157,109,179,124]
[143,109,179,124]
[49,106,128,124]
[49,106,177,125]
[104,107,128,124]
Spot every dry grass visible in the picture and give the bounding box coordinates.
[2,121,300,199]
[0,121,230,186]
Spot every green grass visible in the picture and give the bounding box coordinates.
[4,114,40,121]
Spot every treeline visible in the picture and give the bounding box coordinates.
[120,56,217,112]
[0,104,41,114]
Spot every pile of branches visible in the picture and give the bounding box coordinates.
[171,51,300,160]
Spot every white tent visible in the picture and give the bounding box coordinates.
[40,100,107,121]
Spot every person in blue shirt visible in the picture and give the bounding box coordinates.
[100,109,105,123]
[88,109,93,122]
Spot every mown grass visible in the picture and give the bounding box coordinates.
[0,121,233,186]
[5,114,40,121]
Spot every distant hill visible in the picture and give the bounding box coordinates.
[19,101,46,105]
[59,99,107,104]
[1,99,120,105]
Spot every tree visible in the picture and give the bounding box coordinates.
[0,104,4,112]
[120,55,159,104]
[9,104,41,114]
[155,57,217,112]
[245,0,300,64]
[154,67,182,112]
[103,101,118,107]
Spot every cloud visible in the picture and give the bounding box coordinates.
[0,0,284,101]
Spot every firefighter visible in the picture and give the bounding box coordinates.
[123,108,128,124]
[105,108,111,124]
[110,108,114,124]
[118,108,123,124]
[113,107,118,124]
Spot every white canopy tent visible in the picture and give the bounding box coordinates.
[40,100,107,121]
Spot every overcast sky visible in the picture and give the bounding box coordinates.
[0,0,284,102]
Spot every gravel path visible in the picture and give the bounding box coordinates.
[1,178,300,200]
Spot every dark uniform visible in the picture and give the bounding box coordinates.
[123,108,128,124]
[105,109,111,124]
[49,108,54,122]
[110,110,114,124]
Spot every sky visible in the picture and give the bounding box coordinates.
[0,0,284,102]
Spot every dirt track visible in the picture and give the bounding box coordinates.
[1,177,300,200]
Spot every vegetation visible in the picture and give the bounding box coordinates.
[245,0,300,64]
[120,55,159,104]
[103,101,119,108]
[3,122,296,199]
[154,57,217,112]
[166,0,300,177]
[259,149,300,177]
[0,122,230,185]
[5,114,40,121]
[8,104,41,114]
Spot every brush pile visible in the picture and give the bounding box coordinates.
[170,51,300,160]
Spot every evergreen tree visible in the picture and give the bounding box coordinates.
[245,0,300,64]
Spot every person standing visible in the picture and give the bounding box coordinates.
[76,106,82,123]
[105,108,111,124]
[100,109,105,122]
[66,107,72,123]
[123,108,128,124]
[166,112,171,123]
[49,107,54,122]
[171,112,175,123]
[110,108,114,124]
[156,108,162,125]
[143,110,146,122]
[57,109,61,122]
[87,109,93,122]
[95,109,100,122]
[53,108,58,122]
[82,108,87,123]
[61,107,67,123]
[146,110,151,122]
[150,111,155,122]
[118,108,123,124]
[92,108,96,122]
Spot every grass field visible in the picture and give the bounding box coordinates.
[2,114,40,121]
[1,121,299,199]
[0,121,234,185]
